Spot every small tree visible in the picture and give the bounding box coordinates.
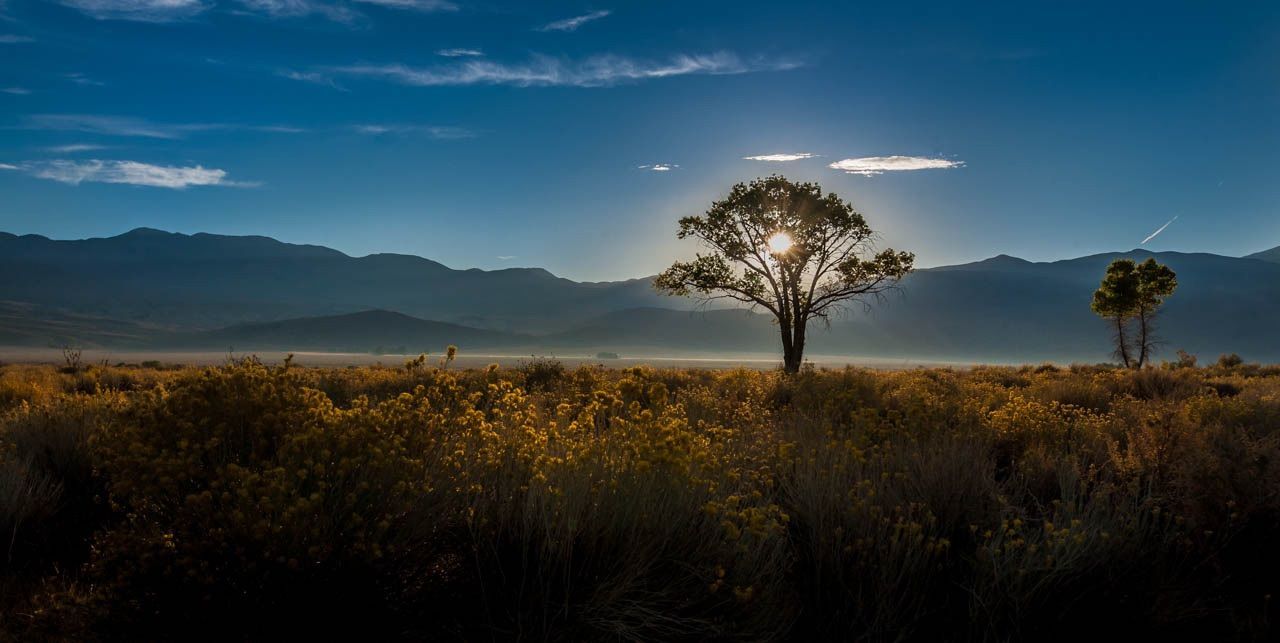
[654,176,914,373]
[1091,257,1178,368]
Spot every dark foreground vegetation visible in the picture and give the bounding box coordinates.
[2,356,1279,640]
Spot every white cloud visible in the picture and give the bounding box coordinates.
[0,163,18,170]
[45,144,107,153]
[437,48,483,57]
[638,163,677,172]
[327,51,799,88]
[57,0,210,22]
[353,124,475,139]
[353,0,456,11]
[12,159,253,188]
[743,152,816,162]
[0,35,35,44]
[21,114,306,138]
[1140,216,1177,245]
[233,0,358,22]
[538,9,610,32]
[3,87,30,95]
[496,255,515,260]
[828,155,964,176]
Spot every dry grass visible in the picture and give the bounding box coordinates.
[0,358,1278,640]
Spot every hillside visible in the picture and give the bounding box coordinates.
[167,310,529,354]
[3,229,1280,362]
[0,229,685,332]
[1247,245,1280,263]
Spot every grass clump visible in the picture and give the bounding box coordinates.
[0,359,1279,639]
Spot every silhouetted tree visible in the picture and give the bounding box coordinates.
[1091,257,1178,368]
[1092,260,1140,367]
[654,176,914,373]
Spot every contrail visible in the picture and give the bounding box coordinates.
[1141,216,1178,245]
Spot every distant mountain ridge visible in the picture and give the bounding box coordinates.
[1247,245,1280,264]
[0,228,685,333]
[3,229,1280,363]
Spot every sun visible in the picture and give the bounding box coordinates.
[767,232,793,254]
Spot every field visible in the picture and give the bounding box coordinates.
[2,356,1279,640]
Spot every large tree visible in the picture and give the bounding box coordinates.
[1091,257,1178,368]
[654,176,914,373]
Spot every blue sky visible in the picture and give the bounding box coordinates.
[1,0,1277,280]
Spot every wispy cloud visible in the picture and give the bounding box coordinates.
[24,114,179,138]
[353,0,456,12]
[743,152,816,162]
[496,255,516,260]
[277,69,347,91]
[57,0,210,22]
[20,114,306,138]
[352,124,475,139]
[1140,216,1177,245]
[538,9,610,32]
[0,163,18,170]
[232,0,358,23]
[65,73,106,86]
[828,155,964,176]
[325,51,799,88]
[45,143,107,153]
[7,159,253,188]
[638,163,677,172]
[437,48,483,57]
[0,34,35,43]
[2,87,30,95]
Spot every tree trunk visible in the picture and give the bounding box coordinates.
[1136,309,1150,369]
[782,318,807,374]
[1114,316,1132,368]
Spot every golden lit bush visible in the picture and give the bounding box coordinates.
[1,359,1278,639]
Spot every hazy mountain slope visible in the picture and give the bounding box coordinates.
[4,229,1279,362]
[167,310,527,353]
[1247,245,1280,263]
[0,301,162,349]
[0,229,686,332]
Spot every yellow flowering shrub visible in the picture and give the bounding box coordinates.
[2,360,1280,639]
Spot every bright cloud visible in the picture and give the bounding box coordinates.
[327,52,799,88]
[638,164,677,172]
[1140,216,1178,245]
[12,159,252,188]
[828,155,964,176]
[437,48,483,57]
[743,153,817,162]
[0,163,18,170]
[57,0,210,22]
[538,9,610,32]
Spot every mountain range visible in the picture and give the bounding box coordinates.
[2,229,1278,363]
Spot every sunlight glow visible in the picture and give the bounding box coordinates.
[767,232,793,254]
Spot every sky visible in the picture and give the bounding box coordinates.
[1,0,1278,281]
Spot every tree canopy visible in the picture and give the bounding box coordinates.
[655,176,914,372]
[1091,257,1178,368]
